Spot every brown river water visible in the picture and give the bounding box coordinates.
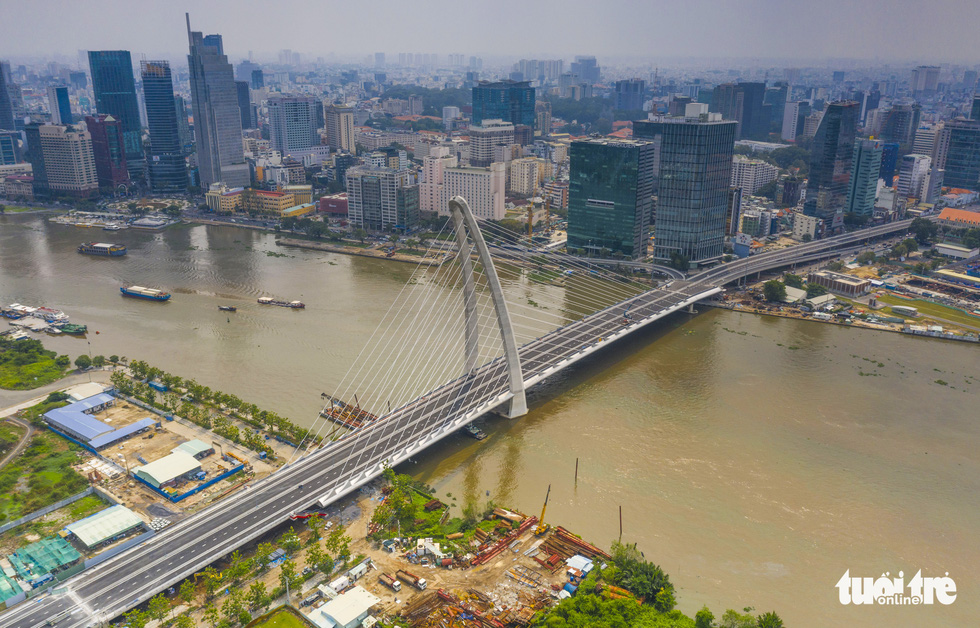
[1,213,977,626]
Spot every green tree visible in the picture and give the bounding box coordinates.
[755,180,778,201]
[202,565,220,598]
[801,233,813,243]
[109,354,120,364]
[826,260,844,271]
[225,549,249,582]
[719,609,757,628]
[147,593,169,622]
[280,526,302,553]
[248,581,268,610]
[855,250,876,264]
[910,217,938,244]
[174,615,195,628]
[805,283,828,298]
[74,354,92,370]
[696,606,716,628]
[279,559,298,593]
[353,228,368,243]
[782,273,803,288]
[669,251,690,271]
[762,280,787,302]
[55,355,71,368]
[91,355,106,368]
[178,579,196,606]
[902,237,918,253]
[756,611,784,628]
[123,609,149,628]
[307,540,326,572]
[307,514,323,542]
[654,584,677,613]
[202,604,220,628]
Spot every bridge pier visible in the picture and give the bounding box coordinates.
[687,303,696,314]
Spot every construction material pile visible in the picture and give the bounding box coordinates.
[401,588,552,628]
[539,526,611,561]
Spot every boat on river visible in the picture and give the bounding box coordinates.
[120,286,171,301]
[257,297,305,309]
[78,242,127,256]
[218,305,237,312]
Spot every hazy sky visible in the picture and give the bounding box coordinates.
[2,0,978,64]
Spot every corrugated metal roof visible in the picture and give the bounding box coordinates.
[44,408,111,441]
[132,451,201,486]
[65,505,144,548]
[172,439,212,457]
[88,418,157,449]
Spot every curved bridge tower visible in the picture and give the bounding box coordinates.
[448,196,527,418]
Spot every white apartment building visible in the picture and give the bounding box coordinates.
[443,162,506,220]
[468,119,514,167]
[325,105,355,154]
[38,124,98,195]
[420,146,457,214]
[509,158,542,196]
[896,154,931,198]
[731,155,779,195]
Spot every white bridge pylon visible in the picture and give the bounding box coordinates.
[448,196,527,418]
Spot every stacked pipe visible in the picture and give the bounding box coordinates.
[471,516,538,566]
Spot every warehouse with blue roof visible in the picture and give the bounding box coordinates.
[43,393,157,452]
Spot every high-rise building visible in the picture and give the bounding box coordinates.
[250,69,264,90]
[765,82,789,129]
[0,59,15,131]
[963,71,978,91]
[710,82,769,140]
[879,104,921,146]
[442,106,460,130]
[202,34,224,55]
[942,118,980,191]
[731,155,779,195]
[567,138,654,259]
[468,119,514,167]
[803,101,858,220]
[845,139,883,216]
[443,163,507,220]
[186,14,248,188]
[420,145,457,214]
[896,154,931,198]
[910,65,941,97]
[971,95,980,121]
[0,130,20,165]
[325,105,355,154]
[267,96,317,154]
[374,52,385,68]
[879,142,900,185]
[396,184,419,229]
[141,61,188,191]
[174,96,191,154]
[84,114,129,189]
[535,101,552,136]
[569,56,600,84]
[47,86,72,124]
[471,80,535,127]
[345,165,412,230]
[912,125,940,156]
[235,81,253,130]
[88,50,143,175]
[508,157,543,196]
[614,79,646,111]
[634,113,737,267]
[781,101,811,141]
[69,71,87,91]
[24,123,98,197]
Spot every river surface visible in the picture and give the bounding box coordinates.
[1,212,978,627]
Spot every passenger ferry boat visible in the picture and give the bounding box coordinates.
[120,286,171,301]
[78,242,127,256]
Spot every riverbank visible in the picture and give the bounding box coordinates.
[277,237,444,266]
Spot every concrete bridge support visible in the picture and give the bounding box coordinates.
[448,196,527,418]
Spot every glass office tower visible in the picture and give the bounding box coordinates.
[141,60,188,191]
[88,51,144,176]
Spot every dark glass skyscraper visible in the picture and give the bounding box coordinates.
[567,138,654,259]
[235,81,253,129]
[251,69,264,89]
[47,86,72,124]
[634,114,737,267]
[879,142,900,185]
[471,80,535,127]
[0,130,19,164]
[803,101,859,220]
[710,82,769,140]
[85,114,130,189]
[88,51,143,175]
[971,96,980,121]
[186,14,248,188]
[141,61,188,191]
[0,59,16,130]
[942,118,980,191]
[614,79,646,111]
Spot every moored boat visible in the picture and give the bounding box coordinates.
[120,286,171,301]
[462,424,487,440]
[58,323,88,335]
[258,297,305,309]
[78,242,127,256]
[218,305,237,312]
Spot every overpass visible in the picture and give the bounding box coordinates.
[3,208,916,628]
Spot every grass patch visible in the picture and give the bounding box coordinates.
[875,295,980,328]
[396,248,426,256]
[0,429,89,524]
[0,337,67,390]
[248,606,315,628]
[0,206,37,213]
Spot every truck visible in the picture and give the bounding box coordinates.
[378,573,402,592]
[395,569,427,590]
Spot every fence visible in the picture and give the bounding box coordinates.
[0,486,98,535]
[131,463,245,503]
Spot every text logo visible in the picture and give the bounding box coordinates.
[836,570,956,605]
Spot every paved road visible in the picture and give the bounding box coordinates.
[2,219,913,628]
[0,416,33,471]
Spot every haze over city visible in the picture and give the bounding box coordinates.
[3,0,980,62]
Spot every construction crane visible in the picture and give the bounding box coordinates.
[534,484,551,536]
[527,205,534,238]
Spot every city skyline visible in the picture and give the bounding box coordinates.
[3,0,980,64]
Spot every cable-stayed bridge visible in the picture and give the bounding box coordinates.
[4,200,916,628]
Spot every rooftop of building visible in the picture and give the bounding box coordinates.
[809,270,870,286]
[132,451,202,484]
[571,136,651,147]
[65,504,144,547]
[937,207,980,224]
